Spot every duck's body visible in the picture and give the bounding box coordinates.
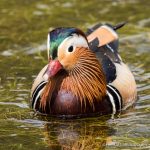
[31,23,137,117]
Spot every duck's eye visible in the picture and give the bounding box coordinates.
[68,45,74,52]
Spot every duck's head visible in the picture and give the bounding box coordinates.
[44,27,89,79]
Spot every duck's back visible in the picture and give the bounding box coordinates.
[86,23,137,107]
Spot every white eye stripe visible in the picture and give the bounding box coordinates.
[58,34,88,53]
[47,33,50,59]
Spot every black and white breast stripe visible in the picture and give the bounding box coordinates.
[31,81,47,110]
[31,82,122,114]
[106,84,122,114]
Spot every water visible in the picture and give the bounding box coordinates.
[0,0,150,149]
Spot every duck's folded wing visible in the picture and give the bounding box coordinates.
[87,23,137,106]
[87,23,124,83]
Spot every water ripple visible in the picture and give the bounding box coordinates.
[0,102,29,108]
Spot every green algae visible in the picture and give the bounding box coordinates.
[0,0,150,149]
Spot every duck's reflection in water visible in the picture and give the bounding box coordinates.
[42,117,116,150]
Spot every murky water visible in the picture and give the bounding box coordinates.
[0,0,150,149]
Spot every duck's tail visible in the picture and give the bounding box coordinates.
[112,21,127,30]
[86,21,127,35]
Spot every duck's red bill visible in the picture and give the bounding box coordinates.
[45,60,63,78]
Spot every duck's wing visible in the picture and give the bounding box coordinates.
[87,23,137,106]
[87,22,126,83]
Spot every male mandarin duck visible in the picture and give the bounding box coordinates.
[31,22,137,118]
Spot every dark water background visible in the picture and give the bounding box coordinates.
[0,0,150,149]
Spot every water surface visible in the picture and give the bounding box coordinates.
[0,0,150,149]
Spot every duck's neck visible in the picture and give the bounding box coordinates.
[61,48,107,108]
